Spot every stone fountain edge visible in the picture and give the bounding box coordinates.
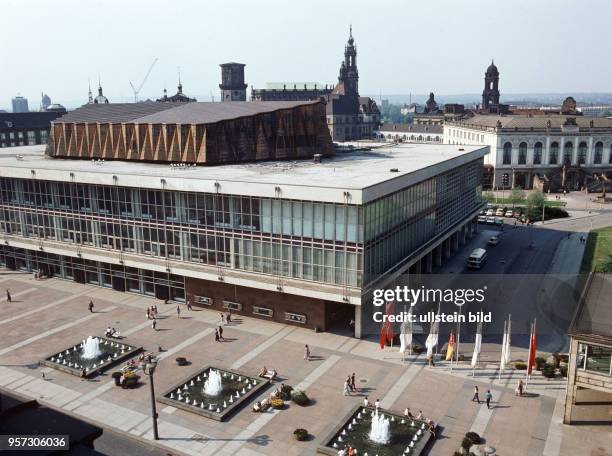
[39,336,143,379]
[316,404,433,456]
[157,364,271,422]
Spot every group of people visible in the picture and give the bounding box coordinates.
[104,326,121,338]
[472,385,494,409]
[258,366,278,380]
[146,306,159,320]
[343,373,357,395]
[336,445,356,456]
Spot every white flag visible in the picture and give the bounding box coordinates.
[500,320,508,371]
[425,320,439,357]
[505,315,512,367]
[399,311,413,353]
[471,321,482,367]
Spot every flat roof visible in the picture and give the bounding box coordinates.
[0,143,488,204]
[54,100,320,125]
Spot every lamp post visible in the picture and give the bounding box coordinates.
[143,357,159,440]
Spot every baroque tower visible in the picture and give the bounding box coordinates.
[338,25,359,97]
[482,60,500,109]
[219,63,247,101]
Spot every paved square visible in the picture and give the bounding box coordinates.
[0,272,609,456]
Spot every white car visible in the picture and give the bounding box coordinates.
[486,209,495,216]
[488,236,499,246]
[477,215,487,223]
[486,216,495,224]
[505,210,514,217]
[495,208,505,216]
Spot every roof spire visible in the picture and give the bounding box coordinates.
[88,79,93,103]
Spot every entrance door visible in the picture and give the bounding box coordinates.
[112,274,126,292]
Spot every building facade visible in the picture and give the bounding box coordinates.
[251,83,333,102]
[219,63,247,101]
[445,114,612,191]
[0,111,66,148]
[0,140,486,337]
[376,123,443,144]
[325,28,381,141]
[11,96,29,113]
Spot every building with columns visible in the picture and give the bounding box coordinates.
[0,136,485,338]
[445,114,612,191]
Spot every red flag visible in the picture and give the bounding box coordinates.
[379,300,395,349]
[527,321,537,375]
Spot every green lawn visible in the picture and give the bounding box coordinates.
[581,226,612,273]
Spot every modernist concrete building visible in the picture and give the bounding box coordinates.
[565,273,612,424]
[0,110,66,148]
[445,114,612,191]
[0,136,486,336]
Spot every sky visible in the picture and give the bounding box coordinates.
[1,0,611,109]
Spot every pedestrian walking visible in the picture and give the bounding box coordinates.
[350,372,356,392]
[343,379,350,396]
[187,299,192,311]
[214,329,220,343]
[516,379,524,396]
[485,389,493,409]
[176,305,181,318]
[427,354,435,367]
[472,385,480,403]
[218,325,224,341]
[6,289,11,303]
[304,344,310,361]
[220,313,226,325]
[146,307,151,320]
[88,300,94,313]
[153,305,158,317]
[226,311,231,323]
[151,318,157,331]
[41,372,46,381]
[363,396,370,407]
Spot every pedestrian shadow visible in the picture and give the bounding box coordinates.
[308,355,326,361]
[154,328,172,332]
[491,405,510,409]
[521,392,540,398]
[221,338,238,343]
[179,316,193,319]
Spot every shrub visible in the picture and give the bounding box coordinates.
[461,436,473,450]
[291,389,310,406]
[534,357,546,370]
[111,371,123,379]
[465,431,482,445]
[270,398,284,409]
[293,428,308,441]
[280,384,293,401]
[560,365,568,377]
[514,361,527,370]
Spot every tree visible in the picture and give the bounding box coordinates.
[509,187,526,207]
[526,190,546,220]
[482,191,495,204]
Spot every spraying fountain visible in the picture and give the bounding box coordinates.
[369,411,391,444]
[203,369,223,396]
[81,336,102,359]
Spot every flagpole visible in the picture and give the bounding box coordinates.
[435,302,441,357]
[525,320,533,389]
[455,305,462,371]
[498,318,506,382]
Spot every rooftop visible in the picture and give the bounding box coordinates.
[262,82,331,91]
[451,114,612,130]
[54,101,320,125]
[379,123,443,134]
[0,143,487,204]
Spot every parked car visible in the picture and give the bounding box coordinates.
[487,236,499,246]
[479,210,486,216]
[505,210,514,217]
[486,209,495,216]
[477,215,487,223]
[495,208,505,216]
[513,211,522,218]
[494,217,504,226]
[486,216,495,224]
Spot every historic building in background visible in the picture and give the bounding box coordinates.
[88,83,109,104]
[480,61,509,114]
[376,122,443,144]
[0,110,66,148]
[219,63,247,101]
[156,79,196,103]
[325,27,381,141]
[47,101,333,164]
[251,82,333,102]
[445,114,612,192]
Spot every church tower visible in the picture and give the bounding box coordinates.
[339,25,359,97]
[482,60,500,109]
[482,60,499,109]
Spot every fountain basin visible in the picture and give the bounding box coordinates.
[158,365,270,422]
[317,405,433,456]
[40,336,142,378]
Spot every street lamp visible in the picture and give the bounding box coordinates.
[143,357,159,440]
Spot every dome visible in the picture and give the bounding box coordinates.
[45,103,66,112]
[486,60,498,74]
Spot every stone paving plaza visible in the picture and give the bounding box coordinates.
[0,272,609,456]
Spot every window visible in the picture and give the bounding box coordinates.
[194,295,213,305]
[594,141,603,164]
[518,142,527,164]
[40,130,48,142]
[222,300,242,311]
[563,141,573,165]
[533,142,542,164]
[253,306,273,318]
[577,142,587,165]
[580,343,612,376]
[549,142,559,164]
[502,142,512,164]
[27,131,36,145]
[284,312,306,324]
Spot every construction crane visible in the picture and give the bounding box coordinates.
[129,58,158,102]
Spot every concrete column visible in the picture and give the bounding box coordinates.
[460,226,468,245]
[354,305,362,339]
[452,232,459,252]
[563,338,580,424]
[444,238,451,259]
[423,252,433,274]
[434,245,442,267]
